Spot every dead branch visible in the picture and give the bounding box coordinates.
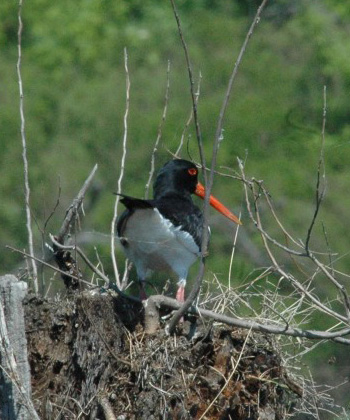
[49,164,98,290]
[175,71,202,157]
[6,245,94,288]
[17,0,38,292]
[145,60,171,198]
[148,295,350,344]
[56,164,98,244]
[305,85,327,253]
[239,162,350,324]
[168,0,269,334]
[49,236,140,304]
[169,0,206,174]
[111,48,130,290]
[214,0,269,147]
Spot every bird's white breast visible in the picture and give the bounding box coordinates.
[119,208,200,280]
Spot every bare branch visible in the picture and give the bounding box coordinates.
[111,48,130,289]
[175,71,202,157]
[57,164,98,244]
[145,60,171,198]
[6,245,94,288]
[308,252,350,320]
[17,0,38,292]
[149,295,350,344]
[168,0,268,333]
[239,159,350,324]
[169,0,206,176]
[305,85,327,253]
[214,0,269,149]
[49,236,140,304]
[239,161,306,257]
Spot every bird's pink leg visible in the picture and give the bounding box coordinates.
[175,280,186,323]
[176,285,185,302]
[176,279,186,302]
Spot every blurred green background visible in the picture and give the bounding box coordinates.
[1,0,350,414]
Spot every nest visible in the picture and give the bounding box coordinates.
[24,291,301,419]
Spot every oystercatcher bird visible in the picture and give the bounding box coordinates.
[117,159,241,301]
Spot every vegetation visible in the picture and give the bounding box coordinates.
[1,0,350,413]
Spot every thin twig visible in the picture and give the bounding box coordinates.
[167,0,268,333]
[175,71,202,157]
[49,236,141,304]
[240,165,349,324]
[6,245,94,288]
[239,163,307,257]
[214,0,269,149]
[305,85,327,253]
[111,48,130,289]
[17,0,38,292]
[169,0,206,176]
[145,60,171,198]
[228,217,241,289]
[167,0,207,333]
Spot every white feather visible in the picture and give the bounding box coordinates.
[120,208,200,283]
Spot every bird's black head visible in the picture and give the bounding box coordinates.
[153,159,199,199]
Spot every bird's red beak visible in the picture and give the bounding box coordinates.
[195,182,242,225]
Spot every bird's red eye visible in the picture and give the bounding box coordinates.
[188,168,197,176]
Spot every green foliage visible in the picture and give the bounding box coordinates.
[1,0,349,273]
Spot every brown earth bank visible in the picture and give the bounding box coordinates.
[23,291,301,419]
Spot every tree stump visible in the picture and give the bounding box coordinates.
[0,274,36,420]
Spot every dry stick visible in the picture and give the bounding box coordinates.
[309,253,350,321]
[145,60,171,199]
[111,48,130,289]
[17,0,38,292]
[239,163,348,324]
[228,218,241,289]
[49,236,140,303]
[167,0,269,334]
[262,186,305,250]
[57,164,98,244]
[148,295,350,344]
[240,104,350,321]
[305,85,327,253]
[305,89,350,317]
[7,245,95,288]
[169,0,206,174]
[238,166,306,257]
[167,0,207,334]
[175,71,202,157]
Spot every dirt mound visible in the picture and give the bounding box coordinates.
[24,292,300,419]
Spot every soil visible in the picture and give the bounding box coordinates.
[23,291,301,419]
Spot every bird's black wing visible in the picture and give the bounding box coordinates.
[155,199,204,250]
